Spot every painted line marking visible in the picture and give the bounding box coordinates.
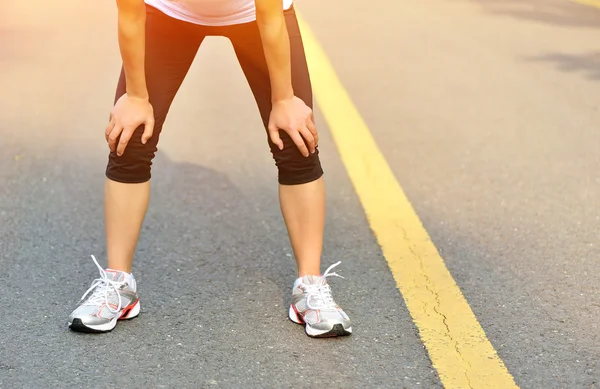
[572,0,600,9]
[297,12,519,389]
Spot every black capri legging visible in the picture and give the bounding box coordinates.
[106,4,323,185]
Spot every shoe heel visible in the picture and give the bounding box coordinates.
[119,300,140,320]
[288,305,304,324]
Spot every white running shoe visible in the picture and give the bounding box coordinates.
[289,261,352,338]
[68,255,140,333]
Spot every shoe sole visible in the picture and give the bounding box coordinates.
[288,305,352,338]
[69,300,140,333]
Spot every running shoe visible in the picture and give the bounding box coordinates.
[68,255,140,333]
[288,261,352,338]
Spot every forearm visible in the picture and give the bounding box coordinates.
[116,0,148,99]
[256,11,294,102]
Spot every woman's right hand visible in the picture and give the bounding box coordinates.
[105,94,155,156]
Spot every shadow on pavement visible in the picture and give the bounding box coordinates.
[524,51,600,81]
[471,0,600,27]
[0,143,440,388]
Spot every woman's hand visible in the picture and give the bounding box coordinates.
[105,94,155,156]
[268,96,318,157]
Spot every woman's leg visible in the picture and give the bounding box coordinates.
[69,6,205,333]
[278,179,325,277]
[226,7,351,337]
[106,6,205,272]
[228,6,325,277]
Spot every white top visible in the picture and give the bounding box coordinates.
[144,0,294,26]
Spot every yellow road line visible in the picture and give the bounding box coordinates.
[297,14,519,389]
[572,0,600,9]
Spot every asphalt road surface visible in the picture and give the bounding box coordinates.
[1,0,599,388]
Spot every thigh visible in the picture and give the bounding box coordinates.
[227,6,313,130]
[107,6,206,182]
[226,7,322,185]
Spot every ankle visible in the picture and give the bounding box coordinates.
[297,266,321,278]
[106,268,132,277]
[298,272,320,278]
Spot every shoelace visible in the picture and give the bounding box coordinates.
[79,255,125,313]
[305,261,345,310]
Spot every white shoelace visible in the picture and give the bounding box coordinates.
[79,255,125,313]
[305,261,345,310]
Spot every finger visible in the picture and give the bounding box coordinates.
[306,117,318,148]
[116,126,135,156]
[299,126,316,154]
[105,115,115,142]
[108,123,123,152]
[268,123,284,150]
[288,129,310,157]
[141,117,155,145]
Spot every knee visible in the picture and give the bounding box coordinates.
[106,125,158,184]
[272,140,324,185]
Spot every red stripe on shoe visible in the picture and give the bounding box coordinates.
[292,304,305,323]
[119,300,138,319]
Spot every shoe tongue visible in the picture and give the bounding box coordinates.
[302,275,326,286]
[104,269,127,282]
